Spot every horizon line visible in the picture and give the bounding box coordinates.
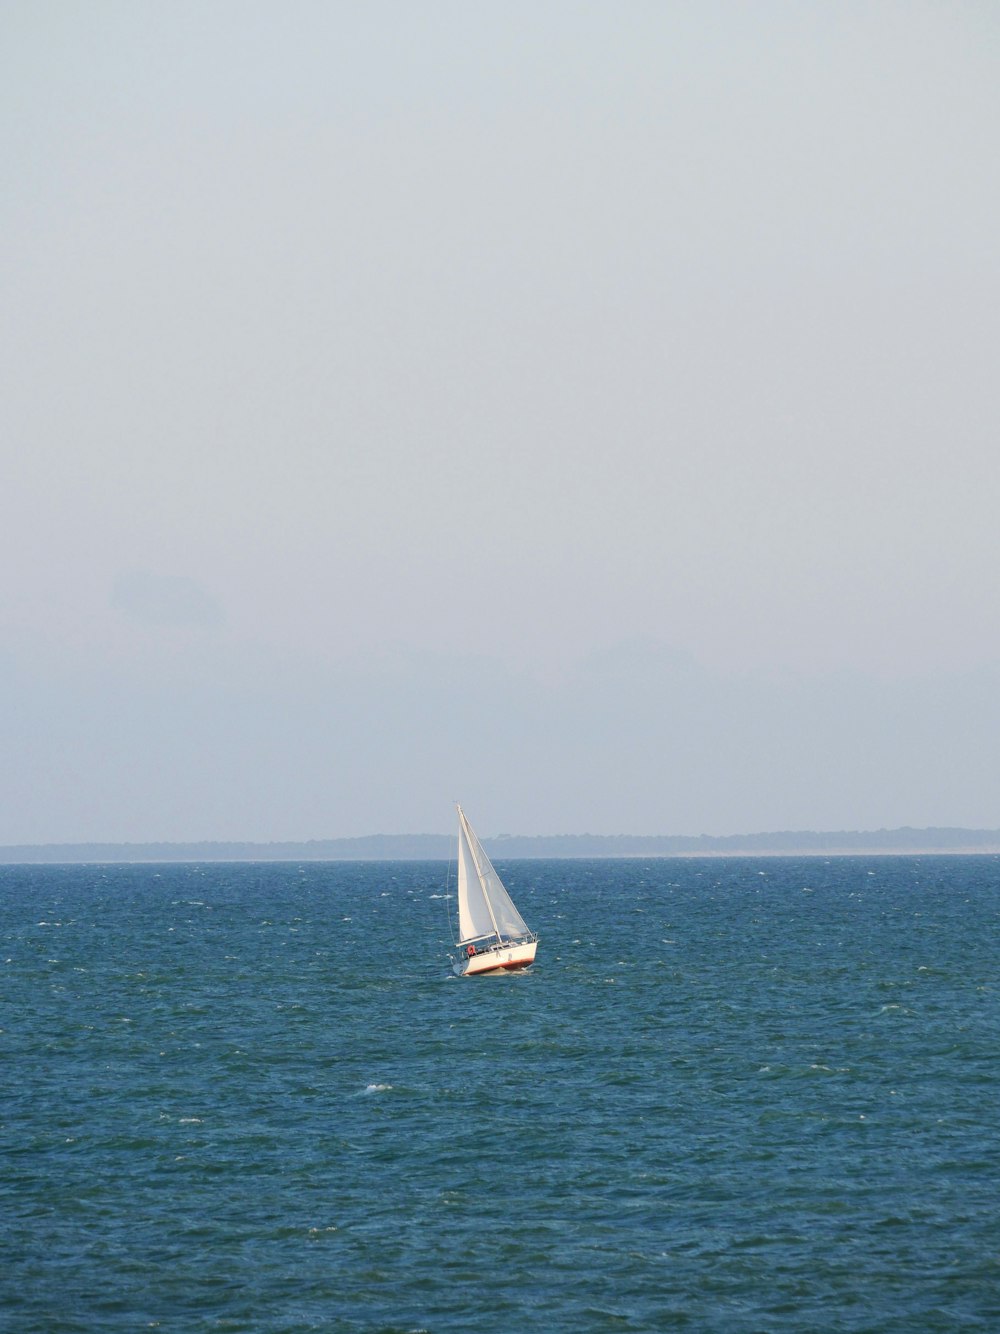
[3,824,1000,864]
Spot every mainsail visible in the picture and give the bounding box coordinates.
[455,805,531,944]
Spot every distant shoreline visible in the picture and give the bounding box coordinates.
[2,827,1000,863]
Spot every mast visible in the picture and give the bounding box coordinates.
[457,805,503,943]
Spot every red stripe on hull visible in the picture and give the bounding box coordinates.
[467,959,533,975]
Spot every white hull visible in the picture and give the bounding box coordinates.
[459,939,537,976]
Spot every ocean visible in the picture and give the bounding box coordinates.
[1,856,997,1332]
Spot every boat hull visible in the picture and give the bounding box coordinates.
[460,939,537,976]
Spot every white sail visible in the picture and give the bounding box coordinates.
[456,811,497,942]
[455,805,531,944]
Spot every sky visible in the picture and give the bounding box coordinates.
[3,1,1000,842]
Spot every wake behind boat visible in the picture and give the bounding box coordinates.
[453,805,538,976]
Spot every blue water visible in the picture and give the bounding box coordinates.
[1,856,998,1332]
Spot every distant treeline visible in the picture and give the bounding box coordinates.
[2,827,1000,863]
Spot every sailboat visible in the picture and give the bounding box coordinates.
[453,805,539,976]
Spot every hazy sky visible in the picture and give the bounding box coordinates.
[3,2,1000,842]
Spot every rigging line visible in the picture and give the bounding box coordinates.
[444,852,456,947]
